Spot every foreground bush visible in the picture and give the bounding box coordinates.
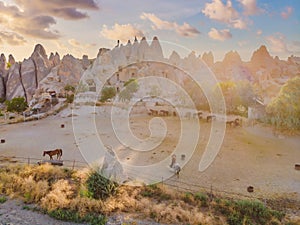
[0,164,296,225]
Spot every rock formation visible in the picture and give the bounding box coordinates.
[0,37,299,108]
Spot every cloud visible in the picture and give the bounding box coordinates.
[238,0,261,15]
[281,6,293,19]
[256,29,262,35]
[68,38,97,49]
[14,0,99,20]
[0,31,27,45]
[100,23,144,42]
[140,12,200,37]
[265,34,289,53]
[0,0,99,42]
[202,0,248,29]
[208,28,232,41]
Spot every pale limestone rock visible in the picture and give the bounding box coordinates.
[6,63,25,100]
[138,37,150,61]
[30,44,51,82]
[0,54,6,73]
[58,54,84,85]
[202,51,214,68]
[49,52,60,67]
[148,36,164,61]
[169,51,181,66]
[0,73,5,99]
[20,59,38,101]
[8,54,15,66]
[82,55,90,70]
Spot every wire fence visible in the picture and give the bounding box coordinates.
[0,154,299,213]
[0,155,88,170]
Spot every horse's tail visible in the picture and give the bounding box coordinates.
[60,149,63,156]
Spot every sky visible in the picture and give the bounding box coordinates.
[0,0,299,62]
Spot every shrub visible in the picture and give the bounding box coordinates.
[119,78,139,102]
[49,209,106,225]
[194,192,208,207]
[100,86,116,102]
[5,97,28,113]
[266,76,300,130]
[0,195,7,203]
[86,170,118,200]
[64,84,76,92]
[66,94,74,103]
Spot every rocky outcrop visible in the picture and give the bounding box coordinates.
[202,51,214,68]
[49,52,60,67]
[0,73,5,100]
[6,63,25,100]
[58,54,84,85]
[169,51,181,66]
[30,44,51,82]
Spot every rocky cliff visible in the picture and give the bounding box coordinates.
[0,38,299,106]
[0,44,91,102]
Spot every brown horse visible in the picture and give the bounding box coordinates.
[43,149,63,160]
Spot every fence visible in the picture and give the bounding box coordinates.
[0,155,298,213]
[0,155,88,170]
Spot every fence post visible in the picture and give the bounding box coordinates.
[161,177,164,186]
[210,184,213,202]
[72,160,75,170]
[27,157,30,165]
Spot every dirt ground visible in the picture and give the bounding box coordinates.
[0,105,299,203]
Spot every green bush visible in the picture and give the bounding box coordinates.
[66,94,74,103]
[0,196,7,203]
[100,86,116,102]
[266,76,300,130]
[64,84,75,92]
[49,209,106,225]
[86,171,118,200]
[215,199,284,225]
[119,78,139,102]
[5,97,28,113]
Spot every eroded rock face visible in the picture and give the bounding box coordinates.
[58,54,84,85]
[0,73,5,99]
[20,59,38,101]
[6,63,25,100]
[0,54,6,74]
[202,51,214,68]
[49,52,60,67]
[30,44,51,82]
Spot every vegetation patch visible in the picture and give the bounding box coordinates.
[0,164,296,225]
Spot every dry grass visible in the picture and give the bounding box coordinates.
[0,164,296,225]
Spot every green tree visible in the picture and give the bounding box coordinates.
[100,86,116,102]
[5,97,28,113]
[64,84,75,92]
[266,76,300,130]
[119,78,139,102]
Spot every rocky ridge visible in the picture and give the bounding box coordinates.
[0,37,299,106]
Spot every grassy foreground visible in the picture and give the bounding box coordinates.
[0,164,298,225]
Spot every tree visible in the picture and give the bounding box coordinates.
[64,84,75,92]
[119,78,139,102]
[5,97,28,113]
[100,86,116,102]
[266,76,300,130]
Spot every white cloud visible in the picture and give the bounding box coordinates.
[140,12,200,37]
[238,0,261,15]
[0,31,27,45]
[256,29,262,35]
[202,0,248,29]
[208,28,232,41]
[265,34,289,53]
[281,6,293,19]
[100,23,144,42]
[0,0,99,42]
[68,39,81,47]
